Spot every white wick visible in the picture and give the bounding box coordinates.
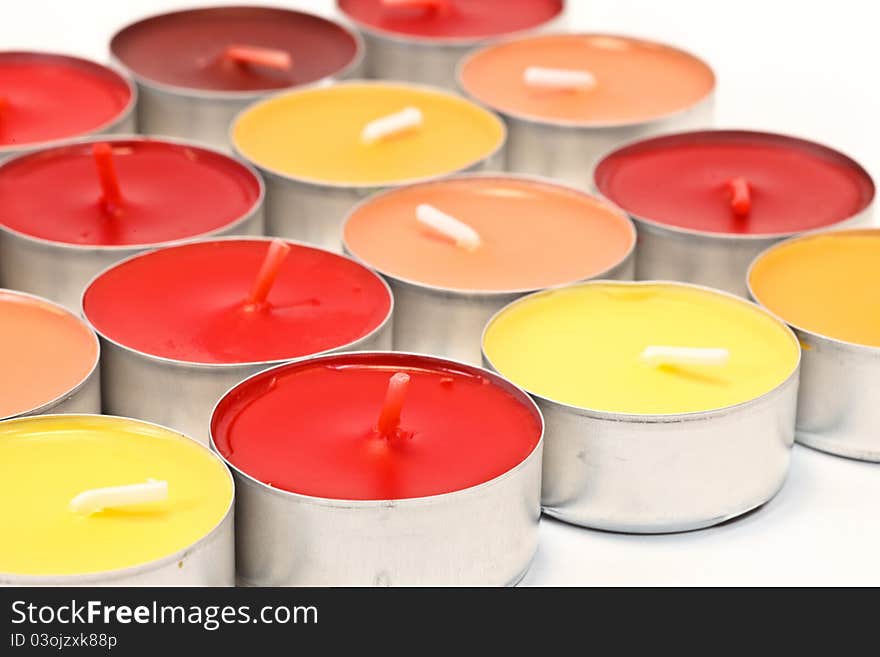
[524,66,597,91]
[640,346,730,367]
[416,203,482,252]
[361,107,423,144]
[70,479,168,516]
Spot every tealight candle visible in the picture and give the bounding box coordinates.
[82,238,393,442]
[595,130,875,296]
[0,415,233,585]
[457,33,715,187]
[343,174,635,363]
[231,81,506,251]
[0,137,264,311]
[749,229,880,461]
[211,351,542,586]
[0,52,135,161]
[110,6,363,150]
[482,281,800,532]
[337,0,563,89]
[0,290,99,420]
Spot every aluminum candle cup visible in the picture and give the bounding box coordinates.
[483,281,801,533]
[337,0,563,89]
[82,238,393,444]
[0,415,233,586]
[343,174,635,364]
[0,136,264,311]
[595,130,875,296]
[749,229,880,461]
[211,351,543,586]
[0,52,136,162]
[457,34,715,189]
[110,6,364,151]
[0,290,100,421]
[231,81,506,252]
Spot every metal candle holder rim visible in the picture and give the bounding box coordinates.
[0,413,234,585]
[0,134,266,252]
[79,235,396,371]
[336,0,565,47]
[0,51,138,158]
[208,349,545,508]
[0,289,101,422]
[746,226,880,354]
[481,278,803,423]
[228,79,508,190]
[454,32,716,130]
[340,171,637,297]
[108,6,366,101]
[591,128,877,242]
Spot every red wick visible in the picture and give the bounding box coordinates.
[245,239,292,309]
[225,45,292,71]
[725,176,751,217]
[92,143,123,216]
[376,372,411,438]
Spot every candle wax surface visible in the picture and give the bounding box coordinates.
[749,230,880,347]
[459,34,714,124]
[82,240,391,364]
[0,140,261,245]
[338,0,562,39]
[0,52,131,147]
[344,177,634,291]
[111,7,359,91]
[0,292,97,418]
[232,83,504,185]
[595,132,874,235]
[212,353,541,500]
[483,283,798,414]
[0,415,231,576]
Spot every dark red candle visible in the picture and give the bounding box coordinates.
[0,52,132,150]
[594,131,874,235]
[338,0,563,39]
[211,352,542,500]
[110,6,361,92]
[82,239,392,364]
[0,139,261,245]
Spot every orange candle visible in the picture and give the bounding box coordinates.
[344,175,634,290]
[0,290,99,419]
[343,175,635,364]
[458,34,714,125]
[749,229,880,346]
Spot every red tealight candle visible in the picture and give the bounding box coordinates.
[82,238,393,442]
[211,351,543,586]
[0,52,134,158]
[593,130,875,295]
[0,137,263,310]
[110,6,363,149]
[213,353,540,499]
[337,0,564,89]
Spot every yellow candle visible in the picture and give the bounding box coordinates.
[231,81,505,185]
[748,229,880,347]
[0,415,232,576]
[483,282,798,414]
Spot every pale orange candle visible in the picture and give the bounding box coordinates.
[343,175,635,291]
[0,290,99,418]
[458,33,715,124]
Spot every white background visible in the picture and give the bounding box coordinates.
[4,1,878,585]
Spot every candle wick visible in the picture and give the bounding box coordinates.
[245,239,292,311]
[92,143,123,217]
[224,45,293,72]
[725,176,751,217]
[382,0,451,14]
[375,372,411,439]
